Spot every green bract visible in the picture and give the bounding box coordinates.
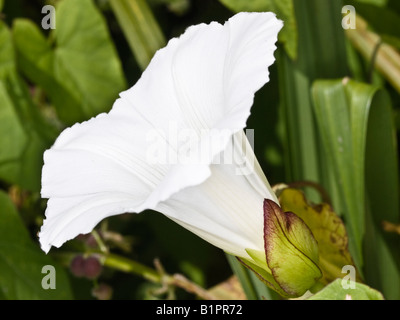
[239,199,322,298]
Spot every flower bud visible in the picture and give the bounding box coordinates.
[69,255,85,278]
[84,256,102,279]
[241,199,322,297]
[92,283,113,300]
[263,199,321,296]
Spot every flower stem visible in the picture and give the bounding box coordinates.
[103,252,219,299]
[101,252,162,283]
[91,230,108,254]
[345,15,400,93]
[60,249,219,300]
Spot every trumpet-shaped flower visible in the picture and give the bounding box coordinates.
[40,13,285,268]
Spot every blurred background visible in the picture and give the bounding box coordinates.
[0,0,399,300]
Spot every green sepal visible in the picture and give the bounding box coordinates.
[237,255,289,298]
[263,199,322,297]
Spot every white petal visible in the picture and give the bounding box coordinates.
[39,12,282,252]
[156,131,277,259]
[122,12,282,133]
[219,12,283,130]
[40,194,138,253]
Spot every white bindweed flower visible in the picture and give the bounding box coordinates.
[39,12,283,265]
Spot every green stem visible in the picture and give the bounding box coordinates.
[345,15,400,93]
[91,230,108,254]
[55,249,219,300]
[102,253,217,299]
[101,252,162,283]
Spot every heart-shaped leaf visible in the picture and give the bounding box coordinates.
[13,0,126,125]
[0,191,73,299]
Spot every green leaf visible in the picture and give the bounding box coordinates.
[109,0,166,70]
[278,0,348,201]
[0,20,13,77]
[0,76,56,191]
[12,19,81,124]
[312,78,400,299]
[13,0,126,125]
[218,0,298,60]
[0,82,26,183]
[0,21,57,190]
[308,279,384,300]
[0,191,73,299]
[353,0,388,6]
[279,188,361,285]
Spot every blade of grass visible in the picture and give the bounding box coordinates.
[312,78,400,299]
[278,0,348,191]
[364,88,400,299]
[226,254,258,300]
[277,0,355,260]
[311,79,365,275]
[109,0,166,70]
